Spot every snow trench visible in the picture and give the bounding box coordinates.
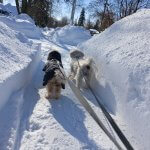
[0,44,41,110]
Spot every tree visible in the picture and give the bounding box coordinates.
[70,0,77,24]
[93,19,100,31]
[74,19,78,26]
[115,0,150,19]
[27,0,50,27]
[64,0,83,24]
[21,0,28,13]
[15,0,21,14]
[15,0,61,27]
[60,16,69,26]
[99,11,114,31]
[0,0,3,3]
[86,19,94,29]
[78,8,85,26]
[88,0,115,31]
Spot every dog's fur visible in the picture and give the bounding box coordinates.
[69,50,96,89]
[43,51,66,100]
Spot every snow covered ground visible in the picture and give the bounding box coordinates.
[79,9,150,150]
[0,3,150,150]
[0,16,41,110]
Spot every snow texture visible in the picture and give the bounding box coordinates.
[52,25,91,46]
[0,14,41,110]
[79,9,150,150]
[0,14,42,39]
[3,3,18,15]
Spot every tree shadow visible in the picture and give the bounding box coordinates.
[49,95,100,149]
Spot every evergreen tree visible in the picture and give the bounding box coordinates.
[78,8,85,26]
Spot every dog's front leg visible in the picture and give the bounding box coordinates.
[45,85,53,99]
[54,86,61,99]
[69,64,76,80]
[76,69,82,89]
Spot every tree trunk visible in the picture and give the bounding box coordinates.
[21,0,28,13]
[70,0,77,25]
[15,0,21,14]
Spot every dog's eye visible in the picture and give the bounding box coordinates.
[86,65,90,70]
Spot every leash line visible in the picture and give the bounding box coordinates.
[58,62,123,150]
[57,58,133,150]
[76,59,134,150]
[67,79,123,150]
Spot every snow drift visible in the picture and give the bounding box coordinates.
[79,9,150,149]
[1,3,18,15]
[0,4,42,39]
[52,25,91,46]
[0,15,41,110]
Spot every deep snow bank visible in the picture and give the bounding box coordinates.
[52,25,91,46]
[79,9,150,149]
[0,4,42,39]
[0,16,41,110]
[0,3,17,15]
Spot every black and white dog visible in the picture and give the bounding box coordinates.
[43,51,66,99]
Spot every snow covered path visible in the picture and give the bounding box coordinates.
[0,39,134,150]
[19,40,117,150]
[0,8,149,149]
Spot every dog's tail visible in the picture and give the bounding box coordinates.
[70,49,84,60]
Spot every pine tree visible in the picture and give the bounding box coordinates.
[0,0,3,3]
[78,8,85,26]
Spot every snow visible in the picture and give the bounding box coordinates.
[0,12,41,110]
[0,3,150,150]
[79,9,150,149]
[3,3,18,15]
[0,14,42,39]
[0,3,7,11]
[51,25,91,46]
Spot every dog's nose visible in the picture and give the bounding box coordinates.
[86,65,90,70]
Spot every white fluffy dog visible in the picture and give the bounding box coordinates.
[69,49,97,89]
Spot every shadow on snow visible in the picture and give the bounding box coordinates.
[49,95,100,149]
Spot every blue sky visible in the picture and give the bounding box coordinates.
[4,0,91,20]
